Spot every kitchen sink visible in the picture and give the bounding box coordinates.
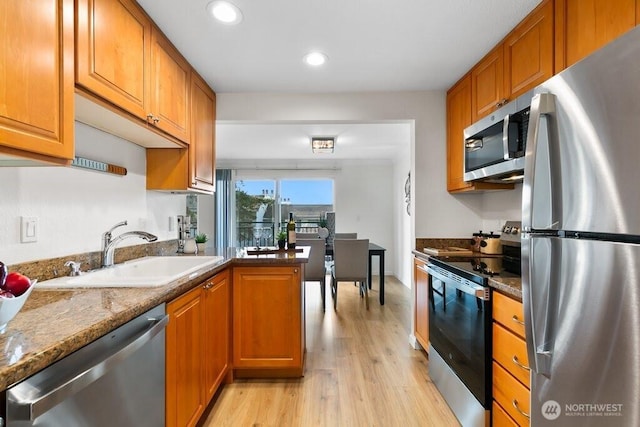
[36,256,225,288]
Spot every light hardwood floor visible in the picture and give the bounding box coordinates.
[201,276,459,426]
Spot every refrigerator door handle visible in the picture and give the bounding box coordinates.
[522,92,562,233]
[524,236,557,378]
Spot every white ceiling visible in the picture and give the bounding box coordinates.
[137,0,542,161]
[215,121,412,164]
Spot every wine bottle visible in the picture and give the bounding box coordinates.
[287,212,296,250]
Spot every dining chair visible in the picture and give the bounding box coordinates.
[298,238,327,311]
[334,233,357,239]
[330,239,369,310]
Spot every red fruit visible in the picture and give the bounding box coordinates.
[4,272,31,297]
[0,289,15,299]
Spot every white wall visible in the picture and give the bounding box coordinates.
[394,147,412,287]
[333,161,394,276]
[0,122,186,265]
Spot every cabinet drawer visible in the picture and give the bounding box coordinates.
[493,362,530,426]
[493,292,526,338]
[493,323,530,388]
[492,400,519,427]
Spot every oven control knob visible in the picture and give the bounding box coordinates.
[503,226,511,234]
[511,227,519,235]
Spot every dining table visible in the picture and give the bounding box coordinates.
[325,242,387,305]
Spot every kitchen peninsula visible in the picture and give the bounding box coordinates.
[0,247,310,402]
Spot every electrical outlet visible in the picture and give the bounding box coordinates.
[20,216,38,243]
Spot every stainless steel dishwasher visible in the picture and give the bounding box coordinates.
[3,304,168,427]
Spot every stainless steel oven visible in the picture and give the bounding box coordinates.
[426,259,492,427]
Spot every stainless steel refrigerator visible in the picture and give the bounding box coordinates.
[522,26,640,426]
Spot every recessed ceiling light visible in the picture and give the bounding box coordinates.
[303,52,328,67]
[207,1,243,25]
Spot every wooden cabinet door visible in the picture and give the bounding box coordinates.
[493,323,530,388]
[76,0,151,120]
[190,72,216,192]
[166,286,205,427]
[151,29,190,143]
[492,401,519,427]
[447,75,473,192]
[0,0,74,163]
[203,271,230,402]
[233,266,303,370]
[493,361,531,426]
[493,292,526,338]
[555,0,638,71]
[471,46,505,122]
[414,258,429,350]
[504,0,554,99]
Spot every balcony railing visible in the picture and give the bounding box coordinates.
[237,219,322,247]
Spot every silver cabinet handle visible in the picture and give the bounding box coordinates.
[511,314,525,325]
[7,315,169,421]
[512,355,530,371]
[512,399,531,419]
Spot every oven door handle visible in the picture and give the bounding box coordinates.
[424,265,490,300]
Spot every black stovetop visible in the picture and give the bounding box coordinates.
[429,255,520,284]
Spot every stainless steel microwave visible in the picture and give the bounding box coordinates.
[463,91,533,182]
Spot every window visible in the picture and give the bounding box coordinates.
[234,178,333,247]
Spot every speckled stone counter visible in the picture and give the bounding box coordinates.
[0,246,309,391]
[488,277,522,301]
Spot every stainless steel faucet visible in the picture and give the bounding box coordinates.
[101,221,158,268]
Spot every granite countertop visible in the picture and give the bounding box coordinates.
[0,246,310,391]
[412,248,523,301]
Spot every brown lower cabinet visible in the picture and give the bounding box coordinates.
[413,257,429,350]
[166,270,230,427]
[233,266,305,376]
[492,292,530,426]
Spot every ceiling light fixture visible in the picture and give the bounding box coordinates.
[303,52,328,67]
[207,1,243,25]
[311,137,335,154]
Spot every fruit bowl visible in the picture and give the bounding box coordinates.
[0,279,36,332]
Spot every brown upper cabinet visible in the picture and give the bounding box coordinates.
[146,70,216,194]
[0,0,75,165]
[76,0,151,121]
[76,0,191,145]
[471,46,505,123]
[504,0,554,99]
[189,72,216,192]
[150,28,191,144]
[447,75,474,192]
[555,0,640,71]
[471,0,553,122]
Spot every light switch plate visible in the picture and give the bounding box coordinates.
[21,216,38,243]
